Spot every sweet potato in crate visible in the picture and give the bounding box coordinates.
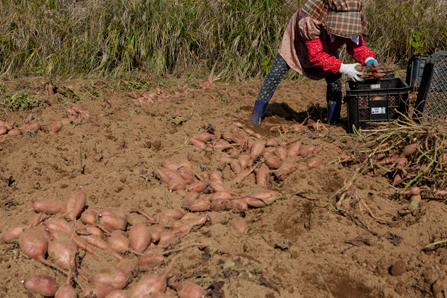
[345,78,409,133]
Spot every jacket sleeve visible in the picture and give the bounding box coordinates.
[347,36,375,65]
[305,39,342,74]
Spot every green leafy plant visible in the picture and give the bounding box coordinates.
[1,92,39,112]
[410,31,427,55]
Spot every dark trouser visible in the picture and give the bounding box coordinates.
[250,53,343,124]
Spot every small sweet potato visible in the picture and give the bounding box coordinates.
[32,199,63,215]
[128,223,151,253]
[23,275,58,297]
[207,212,229,225]
[62,189,86,220]
[308,157,323,168]
[2,224,30,243]
[138,253,165,271]
[90,267,128,290]
[230,217,248,233]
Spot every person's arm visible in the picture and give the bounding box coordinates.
[305,39,342,74]
[346,36,375,65]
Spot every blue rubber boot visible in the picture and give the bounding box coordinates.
[327,100,341,125]
[248,101,269,125]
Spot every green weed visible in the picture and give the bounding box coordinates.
[0,92,39,112]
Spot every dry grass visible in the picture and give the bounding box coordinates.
[0,0,445,80]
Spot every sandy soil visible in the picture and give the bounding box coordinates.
[1,75,447,298]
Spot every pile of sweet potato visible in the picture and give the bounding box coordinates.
[2,189,212,298]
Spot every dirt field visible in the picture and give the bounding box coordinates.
[1,75,446,298]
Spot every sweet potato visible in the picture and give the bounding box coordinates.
[48,240,78,271]
[210,191,233,201]
[50,121,64,133]
[117,255,139,280]
[410,194,421,204]
[265,139,279,147]
[184,199,211,212]
[149,226,161,244]
[19,229,68,275]
[250,141,265,159]
[287,141,302,157]
[393,174,402,185]
[174,281,206,298]
[164,209,184,220]
[156,232,178,247]
[177,167,194,183]
[274,165,293,180]
[0,124,7,135]
[275,146,288,160]
[79,225,105,240]
[128,223,151,253]
[107,233,130,254]
[8,128,21,136]
[230,217,248,233]
[81,282,115,298]
[208,181,228,192]
[308,157,323,168]
[27,212,50,227]
[80,234,123,260]
[81,209,97,225]
[210,198,227,212]
[395,157,408,167]
[192,133,214,142]
[127,255,179,297]
[190,138,207,149]
[159,214,175,228]
[62,189,86,220]
[154,166,172,183]
[182,191,200,206]
[138,253,165,271]
[297,164,309,171]
[99,208,128,232]
[90,267,128,290]
[162,157,179,171]
[2,224,30,243]
[230,159,242,174]
[217,154,233,164]
[232,122,243,128]
[32,199,63,215]
[210,171,223,182]
[231,167,255,184]
[256,163,270,186]
[169,177,186,191]
[250,190,280,204]
[55,273,77,298]
[186,180,208,193]
[243,196,266,208]
[265,155,281,169]
[221,131,236,142]
[51,229,103,260]
[23,275,59,297]
[226,199,248,211]
[213,139,233,151]
[207,212,229,225]
[238,153,250,170]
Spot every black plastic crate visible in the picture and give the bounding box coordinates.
[414,51,447,123]
[406,55,428,90]
[345,78,409,133]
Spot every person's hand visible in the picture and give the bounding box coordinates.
[365,57,379,67]
[338,63,363,82]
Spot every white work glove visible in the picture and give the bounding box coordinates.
[338,63,363,82]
